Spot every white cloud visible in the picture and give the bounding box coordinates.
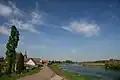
[62,20,100,37]
[0,4,12,17]
[62,27,72,32]
[29,12,43,25]
[7,19,40,34]
[18,36,24,46]
[8,1,23,17]
[18,41,23,46]
[0,26,10,35]
[0,2,43,34]
[0,2,23,17]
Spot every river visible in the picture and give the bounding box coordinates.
[61,64,120,80]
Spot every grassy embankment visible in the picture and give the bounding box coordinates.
[49,64,102,80]
[0,67,41,80]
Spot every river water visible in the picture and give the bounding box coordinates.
[61,64,120,80]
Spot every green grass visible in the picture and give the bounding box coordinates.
[49,64,102,80]
[0,67,41,80]
[63,70,88,80]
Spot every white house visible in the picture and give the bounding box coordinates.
[23,52,42,68]
[26,58,36,66]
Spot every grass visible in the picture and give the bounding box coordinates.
[0,67,41,80]
[63,71,88,80]
[105,61,120,69]
[49,64,102,80]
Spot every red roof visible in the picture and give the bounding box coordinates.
[42,60,48,63]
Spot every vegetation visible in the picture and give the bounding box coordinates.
[49,64,102,80]
[0,67,41,80]
[105,61,120,69]
[0,63,4,73]
[0,64,2,73]
[48,60,74,65]
[5,26,19,74]
[64,60,74,64]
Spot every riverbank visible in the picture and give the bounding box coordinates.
[80,61,120,70]
[0,67,41,80]
[49,64,102,80]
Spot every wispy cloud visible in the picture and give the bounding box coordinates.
[8,1,23,17]
[6,18,41,34]
[0,26,10,36]
[18,36,24,46]
[0,1,44,35]
[0,2,100,37]
[0,1,23,17]
[62,20,100,37]
[0,4,12,17]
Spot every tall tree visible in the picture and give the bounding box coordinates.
[5,26,19,74]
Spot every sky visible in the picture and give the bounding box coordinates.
[0,0,120,61]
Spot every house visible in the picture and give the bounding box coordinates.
[25,58,41,66]
[39,59,49,64]
[23,51,42,68]
[42,60,49,63]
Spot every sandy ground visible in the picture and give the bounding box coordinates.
[19,66,55,80]
[18,66,64,80]
[50,75,63,80]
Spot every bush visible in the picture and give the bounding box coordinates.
[21,69,29,74]
[0,67,41,80]
[105,61,120,69]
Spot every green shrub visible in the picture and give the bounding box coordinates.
[105,61,120,69]
[0,67,41,80]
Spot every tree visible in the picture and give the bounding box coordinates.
[65,60,73,64]
[0,64,2,74]
[16,53,24,73]
[5,26,19,74]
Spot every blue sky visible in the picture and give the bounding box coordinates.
[0,0,120,61]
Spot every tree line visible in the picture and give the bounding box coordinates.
[48,60,75,65]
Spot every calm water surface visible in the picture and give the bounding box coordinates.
[61,64,120,80]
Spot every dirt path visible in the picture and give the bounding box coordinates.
[19,66,55,80]
[50,75,63,80]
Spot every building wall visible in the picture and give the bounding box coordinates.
[40,60,42,63]
[26,59,36,66]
